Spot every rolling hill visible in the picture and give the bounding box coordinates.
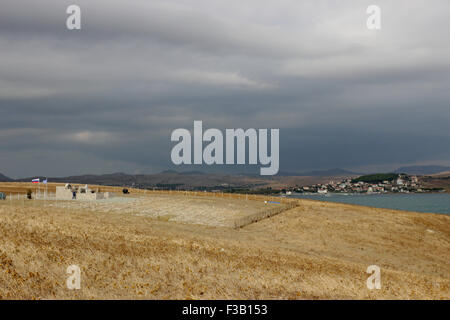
[0,173,13,182]
[273,168,359,177]
[394,165,450,175]
[10,169,348,191]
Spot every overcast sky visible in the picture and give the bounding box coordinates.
[1,0,449,178]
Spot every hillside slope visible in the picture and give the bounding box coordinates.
[395,165,450,175]
[0,173,13,182]
[0,197,448,299]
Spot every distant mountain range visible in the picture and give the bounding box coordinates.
[275,168,359,176]
[0,173,13,182]
[394,165,450,175]
[0,168,359,190]
[12,171,269,189]
[2,165,450,189]
[160,170,206,175]
[301,168,360,177]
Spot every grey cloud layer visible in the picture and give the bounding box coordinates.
[0,0,449,177]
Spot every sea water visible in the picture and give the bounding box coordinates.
[291,193,450,215]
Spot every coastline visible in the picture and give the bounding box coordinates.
[291,192,450,215]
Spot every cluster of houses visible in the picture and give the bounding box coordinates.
[293,174,428,194]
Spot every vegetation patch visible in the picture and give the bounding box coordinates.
[352,173,399,183]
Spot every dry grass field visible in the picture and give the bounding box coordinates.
[0,183,449,300]
[46,194,288,228]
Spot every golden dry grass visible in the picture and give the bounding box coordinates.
[0,193,449,300]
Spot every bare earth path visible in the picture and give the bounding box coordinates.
[0,196,449,299]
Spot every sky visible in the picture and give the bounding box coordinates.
[1,0,450,178]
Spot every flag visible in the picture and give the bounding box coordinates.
[32,178,40,183]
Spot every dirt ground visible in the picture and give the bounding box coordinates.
[44,194,283,228]
[0,195,449,300]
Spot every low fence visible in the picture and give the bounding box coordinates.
[135,189,300,228]
[0,192,57,208]
[134,188,299,205]
[0,192,56,200]
[233,201,298,229]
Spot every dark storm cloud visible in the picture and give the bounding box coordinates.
[1,0,450,177]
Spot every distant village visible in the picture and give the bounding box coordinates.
[291,173,443,194]
[124,172,446,195]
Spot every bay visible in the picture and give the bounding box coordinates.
[291,193,450,215]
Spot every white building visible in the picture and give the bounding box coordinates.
[56,185,115,200]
